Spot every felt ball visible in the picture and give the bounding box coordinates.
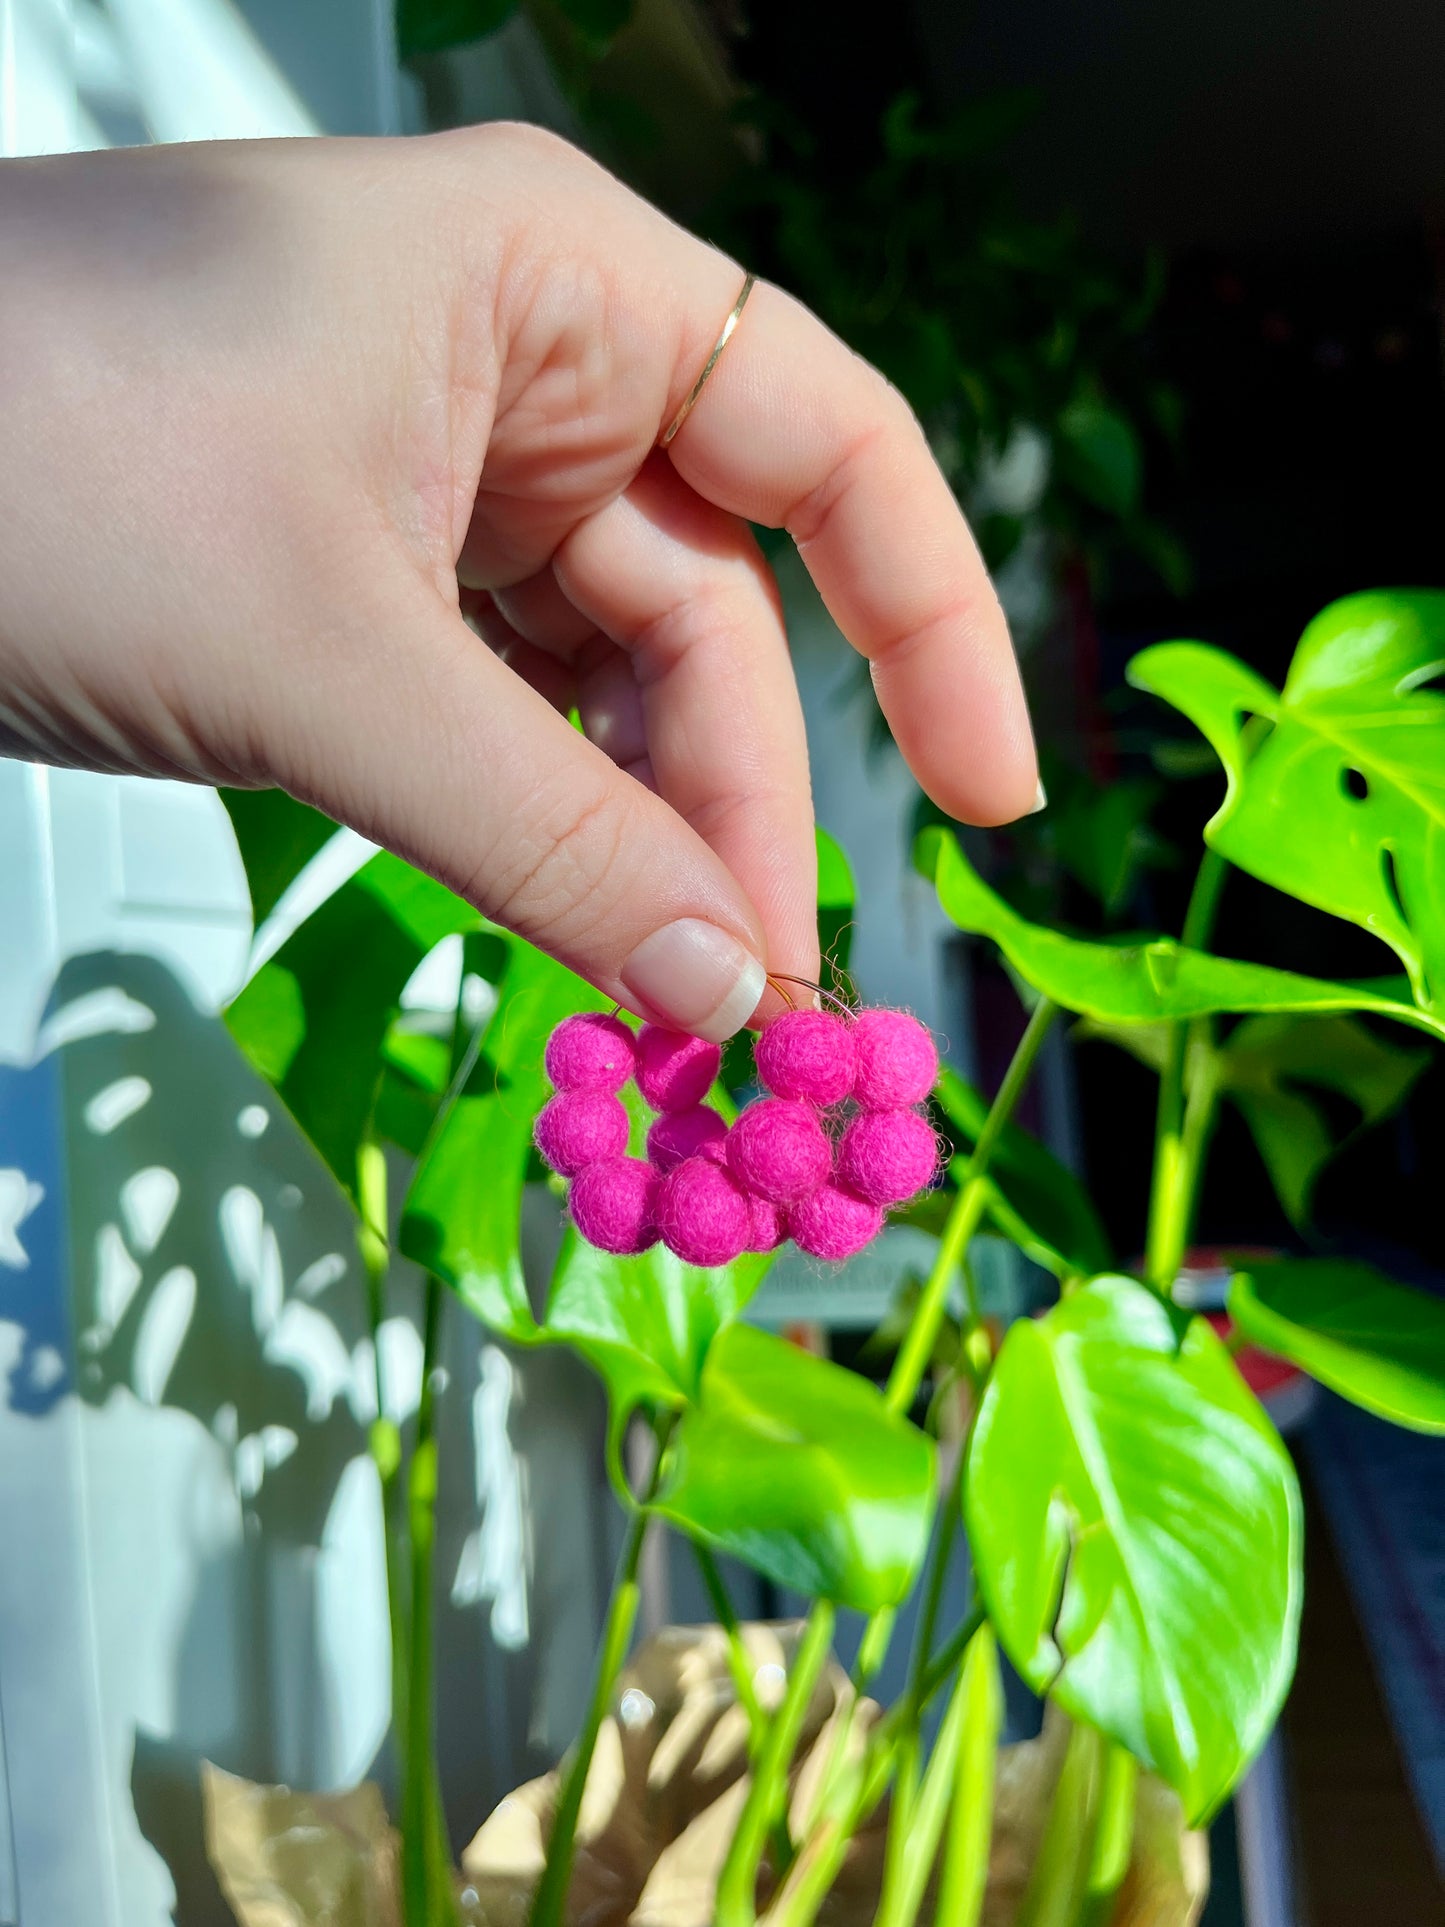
[655,1157,751,1268]
[850,1009,939,1110]
[534,1092,628,1178]
[544,1013,637,1094]
[570,1156,658,1256]
[746,1194,789,1253]
[755,1009,856,1106]
[636,1025,722,1112]
[726,1097,832,1205]
[647,1105,728,1173]
[790,1183,884,1262]
[836,1109,939,1206]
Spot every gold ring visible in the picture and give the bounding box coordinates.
[660,272,756,448]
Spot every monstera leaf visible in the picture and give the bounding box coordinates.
[655,1323,936,1611]
[1230,1258,1445,1434]
[1080,1012,1426,1227]
[1130,592,1445,1011]
[966,1275,1302,1824]
[919,827,1445,1043]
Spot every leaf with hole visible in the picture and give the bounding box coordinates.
[918,827,1445,1042]
[1229,1258,1445,1434]
[1130,592,1445,1011]
[966,1274,1302,1823]
[654,1323,936,1611]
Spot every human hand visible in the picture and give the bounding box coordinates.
[0,125,1036,1040]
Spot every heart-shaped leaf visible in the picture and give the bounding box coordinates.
[220,788,339,930]
[655,1323,936,1611]
[918,827,1445,1042]
[1229,1258,1445,1434]
[1129,593,1445,1010]
[966,1274,1302,1823]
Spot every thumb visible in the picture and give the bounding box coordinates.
[272,588,769,1044]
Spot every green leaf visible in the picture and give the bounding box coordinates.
[932,1067,1111,1277]
[918,826,1445,1043]
[395,0,517,59]
[1056,400,1142,516]
[1216,1014,1425,1224]
[1080,1012,1427,1227]
[220,788,338,929]
[816,824,856,976]
[655,1323,936,1611]
[1130,593,1445,1010]
[1229,1259,1445,1434]
[966,1274,1302,1823]
[399,937,587,1340]
[224,853,479,1196]
[545,1229,771,1411]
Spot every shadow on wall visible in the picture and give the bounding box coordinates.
[0,951,605,1925]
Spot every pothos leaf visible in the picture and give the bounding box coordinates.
[966,1274,1302,1823]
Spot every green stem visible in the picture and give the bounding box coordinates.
[1015,1720,1104,1927]
[694,1543,794,1871]
[402,1275,457,1927]
[358,1142,409,1762]
[1145,850,1229,1292]
[715,1605,837,1927]
[887,996,1060,1414]
[1082,1746,1138,1926]
[935,1625,1003,1927]
[874,1655,975,1927]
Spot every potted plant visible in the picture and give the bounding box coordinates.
[207,588,1445,1926]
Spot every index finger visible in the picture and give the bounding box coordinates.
[661,272,1039,826]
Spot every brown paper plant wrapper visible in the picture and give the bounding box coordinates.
[203,1623,1207,1927]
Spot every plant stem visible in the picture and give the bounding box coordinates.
[402,1274,458,1927]
[935,1624,1003,1927]
[874,1654,975,1927]
[1082,1745,1138,1926]
[357,1142,410,1763]
[694,1542,794,1871]
[1145,850,1229,1292]
[715,1604,837,1927]
[529,1423,674,1927]
[1015,1719,1104,1927]
[887,996,1060,1414]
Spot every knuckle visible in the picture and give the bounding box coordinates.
[478,772,634,945]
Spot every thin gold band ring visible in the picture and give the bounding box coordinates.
[660,271,756,448]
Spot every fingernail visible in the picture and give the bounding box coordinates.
[621,919,767,1043]
[1028,780,1048,815]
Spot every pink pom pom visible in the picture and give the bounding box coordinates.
[746,1194,788,1253]
[836,1109,939,1206]
[647,1105,728,1173]
[850,1009,939,1110]
[544,1013,637,1094]
[534,1092,628,1177]
[726,1097,832,1205]
[636,1025,722,1112]
[570,1156,658,1256]
[755,1009,856,1106]
[655,1157,750,1268]
[790,1183,884,1262]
